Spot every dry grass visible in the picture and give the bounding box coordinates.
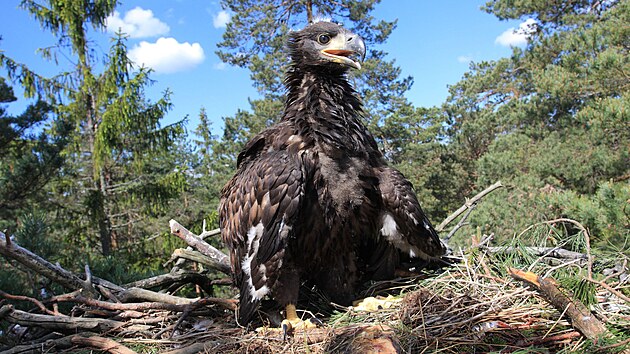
[2,228,628,353]
[111,243,629,354]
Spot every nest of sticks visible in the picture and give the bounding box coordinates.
[1,182,629,353]
[5,238,626,353]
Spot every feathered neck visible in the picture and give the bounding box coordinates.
[282,65,377,155]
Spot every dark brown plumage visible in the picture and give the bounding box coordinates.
[219,21,446,327]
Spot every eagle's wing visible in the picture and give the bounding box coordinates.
[377,166,446,259]
[220,138,304,325]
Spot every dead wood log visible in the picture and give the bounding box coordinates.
[52,292,236,312]
[170,248,227,270]
[168,220,230,275]
[0,333,136,354]
[70,335,137,354]
[508,268,609,343]
[0,304,151,333]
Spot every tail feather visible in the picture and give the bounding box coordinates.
[236,283,260,326]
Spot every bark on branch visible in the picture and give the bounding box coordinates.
[168,219,230,275]
[0,231,126,298]
[508,268,609,343]
[0,304,151,333]
[0,232,99,296]
[0,333,136,354]
[51,292,236,312]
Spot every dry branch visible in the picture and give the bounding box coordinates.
[0,333,136,354]
[0,290,56,315]
[436,181,504,232]
[51,292,236,312]
[0,231,125,298]
[508,267,609,342]
[161,342,216,354]
[168,219,230,274]
[0,304,151,333]
[171,248,225,269]
[515,330,582,347]
[587,277,630,305]
[123,269,217,290]
[70,335,137,354]
[116,287,195,305]
[484,246,588,261]
[0,232,98,296]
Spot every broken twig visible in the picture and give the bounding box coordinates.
[436,181,503,232]
[508,268,609,343]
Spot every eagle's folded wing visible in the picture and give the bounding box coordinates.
[220,148,304,324]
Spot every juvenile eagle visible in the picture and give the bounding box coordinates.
[220,22,446,330]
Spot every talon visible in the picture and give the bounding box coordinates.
[255,304,322,339]
[281,320,292,341]
[308,317,324,327]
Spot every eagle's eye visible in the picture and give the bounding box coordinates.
[317,34,331,44]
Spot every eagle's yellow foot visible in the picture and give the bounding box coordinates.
[281,304,321,340]
[254,304,321,339]
[352,295,402,312]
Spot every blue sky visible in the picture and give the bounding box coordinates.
[0,1,531,136]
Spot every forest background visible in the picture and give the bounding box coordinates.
[0,0,627,306]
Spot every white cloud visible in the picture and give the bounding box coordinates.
[106,7,170,38]
[129,37,205,74]
[213,10,231,28]
[457,55,472,63]
[213,62,227,70]
[495,19,537,47]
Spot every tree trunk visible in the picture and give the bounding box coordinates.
[86,92,113,256]
[96,175,113,256]
[306,0,313,23]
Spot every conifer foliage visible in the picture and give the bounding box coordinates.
[1,1,187,269]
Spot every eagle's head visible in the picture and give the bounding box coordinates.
[288,22,366,72]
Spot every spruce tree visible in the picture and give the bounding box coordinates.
[0,77,69,228]
[1,1,186,259]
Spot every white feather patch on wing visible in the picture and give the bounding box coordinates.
[241,222,270,300]
[380,212,423,258]
[380,213,398,238]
